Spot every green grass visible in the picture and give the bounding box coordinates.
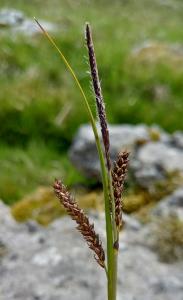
[0,141,89,204]
[1,0,183,203]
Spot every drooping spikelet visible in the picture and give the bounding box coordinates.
[112,151,129,229]
[53,179,105,268]
[85,23,111,171]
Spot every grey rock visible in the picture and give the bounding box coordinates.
[0,8,56,36]
[152,187,183,221]
[69,124,167,179]
[0,200,17,228]
[0,201,183,300]
[0,9,24,27]
[123,214,142,231]
[133,141,183,189]
[31,247,63,267]
[26,221,39,233]
[70,123,183,193]
[13,19,56,36]
[0,239,8,259]
[172,131,183,149]
[133,164,164,189]
[137,142,183,173]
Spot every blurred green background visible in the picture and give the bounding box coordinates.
[1,0,183,204]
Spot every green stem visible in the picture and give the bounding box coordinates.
[35,19,117,299]
[108,250,118,300]
[109,174,118,243]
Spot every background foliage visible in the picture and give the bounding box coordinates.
[1,0,183,203]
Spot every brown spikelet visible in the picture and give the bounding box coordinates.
[85,23,111,171]
[53,179,105,268]
[112,151,129,229]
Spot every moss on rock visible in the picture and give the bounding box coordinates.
[153,216,183,263]
[11,186,103,225]
[123,190,152,214]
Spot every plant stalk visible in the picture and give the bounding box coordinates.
[35,19,118,299]
[85,23,118,300]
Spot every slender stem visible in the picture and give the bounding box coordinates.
[108,250,118,300]
[34,19,114,284]
[85,23,118,300]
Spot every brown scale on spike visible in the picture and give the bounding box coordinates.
[112,151,129,230]
[53,179,105,268]
[85,23,111,171]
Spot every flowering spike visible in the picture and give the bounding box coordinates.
[85,23,111,171]
[112,151,129,229]
[53,179,106,268]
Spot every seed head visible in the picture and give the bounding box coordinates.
[112,151,129,229]
[85,23,111,171]
[53,179,105,268]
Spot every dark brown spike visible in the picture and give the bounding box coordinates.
[112,151,129,229]
[85,23,111,171]
[53,179,105,268]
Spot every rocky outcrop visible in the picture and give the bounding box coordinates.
[134,141,183,190]
[152,187,183,221]
[0,8,56,36]
[70,124,183,195]
[69,124,168,177]
[0,200,183,300]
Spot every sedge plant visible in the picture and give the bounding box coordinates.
[35,19,129,300]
